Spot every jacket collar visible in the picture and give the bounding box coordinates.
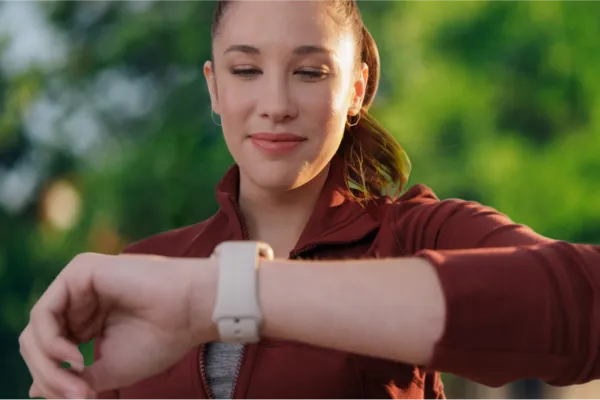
[213,155,381,257]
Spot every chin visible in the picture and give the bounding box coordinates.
[242,157,314,192]
[235,140,335,193]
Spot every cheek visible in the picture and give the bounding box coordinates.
[217,80,254,132]
[299,82,349,136]
[218,106,249,158]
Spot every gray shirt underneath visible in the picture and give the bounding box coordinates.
[205,342,245,399]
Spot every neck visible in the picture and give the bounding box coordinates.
[238,165,330,258]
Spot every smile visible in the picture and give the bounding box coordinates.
[249,133,307,156]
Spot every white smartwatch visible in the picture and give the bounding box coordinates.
[211,241,274,343]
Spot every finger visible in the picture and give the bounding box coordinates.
[28,332,91,399]
[35,254,96,326]
[30,279,86,371]
[29,382,97,400]
[29,382,42,398]
[81,360,117,395]
[68,307,106,345]
[21,329,51,399]
[25,312,91,399]
[29,274,69,341]
[20,329,77,399]
[52,255,105,345]
[31,312,85,371]
[21,327,58,398]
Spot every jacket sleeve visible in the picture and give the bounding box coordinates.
[392,195,600,387]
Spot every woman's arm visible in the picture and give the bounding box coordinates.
[395,195,600,386]
[418,243,600,387]
[258,256,446,367]
[252,196,600,387]
[256,241,600,387]
[21,240,600,397]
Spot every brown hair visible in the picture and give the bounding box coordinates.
[211,0,411,201]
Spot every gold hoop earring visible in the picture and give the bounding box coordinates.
[346,112,361,128]
[211,110,222,127]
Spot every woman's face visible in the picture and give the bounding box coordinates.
[204,0,367,192]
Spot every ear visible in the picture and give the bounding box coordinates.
[203,60,220,114]
[348,62,369,116]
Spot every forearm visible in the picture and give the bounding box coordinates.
[258,257,446,365]
[189,256,445,364]
[191,240,600,386]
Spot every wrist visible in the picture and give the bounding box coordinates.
[183,257,220,345]
[257,257,296,340]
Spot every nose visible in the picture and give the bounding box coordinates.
[257,72,298,123]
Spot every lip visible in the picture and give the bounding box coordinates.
[249,132,306,156]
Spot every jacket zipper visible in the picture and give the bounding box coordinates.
[224,199,318,398]
[199,343,247,399]
[229,198,250,399]
[199,199,251,399]
[199,345,215,399]
[231,197,251,241]
[229,345,246,399]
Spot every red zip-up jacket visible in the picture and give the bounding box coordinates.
[95,155,600,398]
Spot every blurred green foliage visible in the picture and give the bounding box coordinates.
[1,1,599,398]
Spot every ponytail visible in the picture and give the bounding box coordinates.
[338,24,411,201]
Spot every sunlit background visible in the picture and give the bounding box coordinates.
[1,1,599,398]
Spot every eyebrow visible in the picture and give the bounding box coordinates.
[223,44,332,56]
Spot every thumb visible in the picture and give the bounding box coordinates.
[81,361,119,394]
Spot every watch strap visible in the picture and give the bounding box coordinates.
[211,241,273,343]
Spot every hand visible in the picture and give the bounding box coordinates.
[19,252,218,399]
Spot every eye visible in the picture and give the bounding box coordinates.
[231,67,261,79]
[296,69,329,81]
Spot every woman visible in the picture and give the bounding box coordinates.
[19,0,600,399]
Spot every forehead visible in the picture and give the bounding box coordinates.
[215,1,345,50]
